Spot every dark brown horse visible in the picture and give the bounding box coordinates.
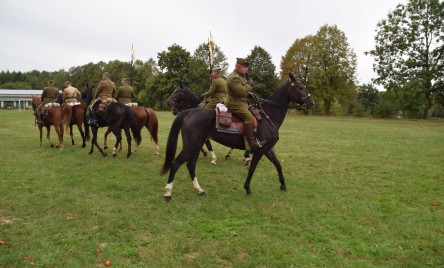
[161,73,314,201]
[87,102,142,158]
[103,105,159,155]
[167,85,252,165]
[32,96,64,149]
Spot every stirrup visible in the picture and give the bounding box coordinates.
[88,119,98,126]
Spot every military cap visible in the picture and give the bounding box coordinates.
[236,58,249,67]
[212,67,222,72]
[48,80,54,85]
[121,78,129,82]
[103,72,110,77]
[64,81,71,87]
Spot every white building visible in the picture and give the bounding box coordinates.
[0,89,43,109]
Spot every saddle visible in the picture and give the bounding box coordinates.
[42,102,60,116]
[97,98,117,114]
[125,102,139,108]
[64,102,81,107]
[215,104,260,134]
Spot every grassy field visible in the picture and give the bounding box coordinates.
[0,109,443,267]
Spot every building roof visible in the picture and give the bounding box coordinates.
[0,89,43,95]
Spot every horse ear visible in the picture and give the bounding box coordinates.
[289,71,297,83]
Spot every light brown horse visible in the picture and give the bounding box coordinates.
[32,96,64,149]
[62,103,89,148]
[103,106,159,155]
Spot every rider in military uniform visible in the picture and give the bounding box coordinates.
[62,81,81,104]
[116,78,136,104]
[201,67,227,109]
[36,80,59,124]
[225,58,265,151]
[89,72,116,125]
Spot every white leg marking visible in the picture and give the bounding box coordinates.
[210,151,217,164]
[164,182,174,197]
[192,177,205,195]
[113,147,117,154]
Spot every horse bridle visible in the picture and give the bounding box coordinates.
[171,88,185,113]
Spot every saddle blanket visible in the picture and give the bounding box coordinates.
[66,102,81,106]
[44,102,60,108]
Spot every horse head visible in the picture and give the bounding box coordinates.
[167,86,186,115]
[31,95,41,111]
[288,72,314,109]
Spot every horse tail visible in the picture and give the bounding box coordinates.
[84,106,90,141]
[125,106,142,145]
[161,112,184,175]
[145,108,159,144]
[63,104,72,133]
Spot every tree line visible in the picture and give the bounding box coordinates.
[1,0,443,118]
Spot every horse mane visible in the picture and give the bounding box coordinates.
[182,86,201,108]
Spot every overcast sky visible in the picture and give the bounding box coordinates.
[0,0,406,84]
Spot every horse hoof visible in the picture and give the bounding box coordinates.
[104,146,108,150]
[202,152,208,157]
[51,144,55,148]
[113,154,117,158]
[280,185,287,191]
[211,161,216,165]
[82,144,86,148]
[198,191,206,196]
[103,153,107,157]
[89,151,93,155]
[225,155,230,160]
[164,196,172,202]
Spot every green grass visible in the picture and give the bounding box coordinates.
[0,110,443,267]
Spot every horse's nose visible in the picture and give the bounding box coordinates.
[167,99,175,106]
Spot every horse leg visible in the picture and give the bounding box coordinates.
[243,150,252,166]
[89,126,107,157]
[123,127,132,158]
[164,151,191,201]
[56,123,64,150]
[186,151,206,195]
[204,140,217,164]
[45,126,54,147]
[70,125,75,145]
[111,127,123,158]
[243,151,265,195]
[77,123,86,148]
[225,148,234,160]
[200,148,208,157]
[103,127,112,150]
[264,149,286,191]
[38,125,43,147]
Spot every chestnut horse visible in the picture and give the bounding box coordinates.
[31,96,64,149]
[62,103,89,148]
[161,73,314,201]
[103,106,159,155]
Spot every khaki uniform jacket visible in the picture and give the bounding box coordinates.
[37,86,59,110]
[63,86,81,103]
[116,85,136,104]
[94,80,116,100]
[203,77,227,109]
[225,70,254,123]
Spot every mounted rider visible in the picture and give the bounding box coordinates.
[225,58,265,151]
[88,72,116,125]
[116,78,136,104]
[35,80,59,124]
[201,67,227,109]
[62,81,81,104]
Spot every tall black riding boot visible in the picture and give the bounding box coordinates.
[244,123,265,151]
[89,109,98,126]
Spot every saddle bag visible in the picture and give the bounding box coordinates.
[97,102,107,114]
[217,108,232,127]
[249,106,262,121]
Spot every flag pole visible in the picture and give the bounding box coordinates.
[130,44,134,85]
